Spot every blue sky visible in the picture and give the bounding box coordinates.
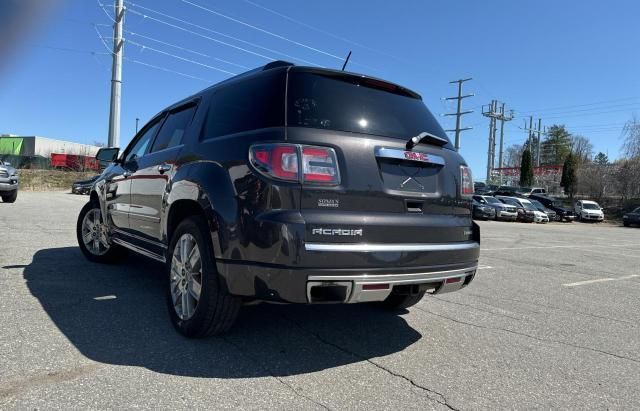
[1,0,638,179]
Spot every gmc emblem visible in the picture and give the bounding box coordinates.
[404,151,429,162]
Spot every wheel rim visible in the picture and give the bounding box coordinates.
[81,208,110,256]
[170,233,203,320]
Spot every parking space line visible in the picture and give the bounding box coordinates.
[563,274,640,287]
[482,243,640,251]
[477,265,493,270]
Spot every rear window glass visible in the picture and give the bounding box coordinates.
[287,71,451,146]
[203,71,286,138]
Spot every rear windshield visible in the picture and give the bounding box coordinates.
[287,71,451,146]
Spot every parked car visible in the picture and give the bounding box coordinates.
[493,186,519,196]
[474,182,492,195]
[473,195,517,221]
[529,194,575,222]
[623,207,640,227]
[574,200,604,222]
[72,175,101,195]
[472,198,496,220]
[76,61,480,337]
[496,196,548,223]
[528,199,557,221]
[0,161,18,203]
[519,187,547,197]
[495,196,534,222]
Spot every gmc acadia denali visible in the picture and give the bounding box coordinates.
[77,62,480,337]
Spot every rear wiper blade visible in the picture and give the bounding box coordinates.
[406,131,449,150]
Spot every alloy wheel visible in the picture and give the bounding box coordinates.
[170,233,203,320]
[81,208,110,256]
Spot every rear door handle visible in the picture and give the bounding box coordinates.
[158,163,171,174]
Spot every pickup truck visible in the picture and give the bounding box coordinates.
[0,161,18,203]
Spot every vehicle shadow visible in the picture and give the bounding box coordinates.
[20,247,421,378]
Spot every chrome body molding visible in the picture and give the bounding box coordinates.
[112,238,166,262]
[304,241,479,253]
[374,147,446,166]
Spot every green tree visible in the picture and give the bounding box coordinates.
[541,125,572,165]
[561,152,577,200]
[594,152,609,165]
[519,148,534,187]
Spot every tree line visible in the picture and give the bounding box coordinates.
[505,116,640,203]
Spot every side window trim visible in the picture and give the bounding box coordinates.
[148,99,200,154]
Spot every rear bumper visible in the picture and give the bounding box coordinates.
[307,265,477,303]
[216,242,480,303]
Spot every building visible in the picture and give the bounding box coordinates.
[0,135,102,169]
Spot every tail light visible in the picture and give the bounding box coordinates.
[250,144,340,185]
[460,166,473,197]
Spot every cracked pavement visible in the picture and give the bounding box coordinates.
[1,191,639,409]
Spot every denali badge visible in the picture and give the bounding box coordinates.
[318,198,340,208]
[312,228,363,237]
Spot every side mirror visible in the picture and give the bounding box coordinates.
[3,161,11,166]
[96,147,120,163]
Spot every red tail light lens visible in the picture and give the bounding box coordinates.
[250,144,298,181]
[460,166,473,197]
[250,144,340,185]
[302,146,339,184]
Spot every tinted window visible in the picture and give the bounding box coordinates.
[287,71,451,146]
[151,104,197,152]
[125,118,163,163]
[203,71,286,138]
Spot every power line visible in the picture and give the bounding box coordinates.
[180,0,346,62]
[240,0,402,63]
[124,57,210,82]
[127,39,237,76]
[515,96,639,114]
[94,26,210,82]
[96,0,117,24]
[126,2,323,66]
[514,101,640,117]
[124,30,250,69]
[126,8,276,62]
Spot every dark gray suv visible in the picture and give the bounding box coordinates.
[77,62,480,337]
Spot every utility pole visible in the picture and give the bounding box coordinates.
[528,116,533,149]
[107,0,125,148]
[482,100,513,183]
[536,118,542,167]
[497,103,513,184]
[443,78,473,150]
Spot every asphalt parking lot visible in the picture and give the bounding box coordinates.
[1,191,639,410]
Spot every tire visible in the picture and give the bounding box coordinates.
[1,190,17,203]
[166,215,241,338]
[76,201,125,263]
[378,290,426,311]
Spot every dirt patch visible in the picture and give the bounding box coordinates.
[17,170,98,191]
